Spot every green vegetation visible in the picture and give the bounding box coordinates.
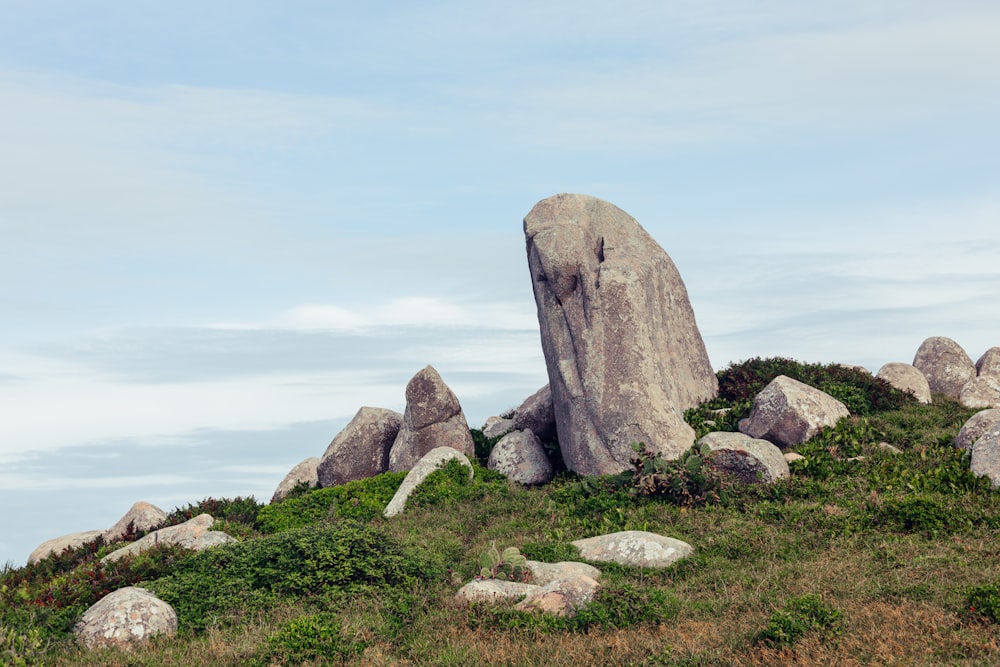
[3,357,1000,665]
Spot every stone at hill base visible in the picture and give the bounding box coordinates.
[740,375,850,448]
[698,432,789,484]
[74,587,177,650]
[525,193,717,476]
[318,406,402,487]
[571,530,693,568]
[383,447,473,517]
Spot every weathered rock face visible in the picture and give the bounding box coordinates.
[74,587,177,650]
[318,407,402,487]
[876,362,932,404]
[512,384,557,442]
[481,416,514,439]
[740,375,850,448]
[525,560,602,586]
[956,409,1000,450]
[455,579,537,604]
[388,366,475,472]
[960,376,1000,409]
[487,430,554,485]
[571,530,693,568]
[525,194,717,475]
[977,347,1000,379]
[970,428,1000,488]
[383,447,473,517]
[913,336,976,398]
[698,432,789,484]
[102,502,168,544]
[102,514,235,563]
[515,575,601,617]
[271,457,320,503]
[28,530,103,564]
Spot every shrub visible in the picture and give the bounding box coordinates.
[967,583,1000,623]
[753,593,843,647]
[257,472,406,533]
[406,459,511,509]
[876,496,950,536]
[629,443,726,507]
[164,496,264,530]
[478,543,530,582]
[257,612,365,665]
[471,428,506,466]
[1,623,47,667]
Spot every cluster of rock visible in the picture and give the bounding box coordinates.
[877,337,1000,409]
[29,501,168,564]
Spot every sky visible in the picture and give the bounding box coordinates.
[2,1,999,566]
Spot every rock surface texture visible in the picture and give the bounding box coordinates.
[876,362,932,404]
[28,530,103,564]
[515,575,600,617]
[525,560,602,585]
[102,502,168,544]
[977,347,1000,379]
[74,587,177,650]
[740,375,850,448]
[960,376,1000,409]
[271,457,320,503]
[512,384,557,442]
[102,514,235,563]
[481,416,515,439]
[571,530,693,568]
[956,409,1000,450]
[454,579,538,604]
[487,430,554,485]
[388,366,475,472]
[318,406,402,487]
[912,336,976,398]
[698,432,790,484]
[525,194,717,475]
[970,427,1000,488]
[383,447,473,517]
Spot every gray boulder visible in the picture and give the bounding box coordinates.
[28,530,103,564]
[102,514,235,563]
[271,457,320,503]
[977,347,1000,379]
[74,587,177,650]
[698,432,789,484]
[318,406,402,487]
[515,575,601,617]
[740,375,850,448]
[571,530,693,568]
[956,409,1000,450]
[960,376,1000,409]
[525,194,717,476]
[487,430,554,485]
[970,427,1000,488]
[103,502,167,543]
[388,366,475,472]
[913,336,976,398]
[525,560,601,586]
[512,384,557,442]
[383,447,473,517]
[481,416,515,439]
[876,362,932,404]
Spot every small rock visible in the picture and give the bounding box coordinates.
[698,432,789,484]
[956,409,1000,450]
[783,452,805,463]
[487,430,554,485]
[876,362,932,404]
[571,530,693,568]
[74,587,177,650]
[383,447,473,517]
[271,457,320,503]
[877,442,903,454]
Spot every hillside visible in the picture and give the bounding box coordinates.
[4,358,1000,666]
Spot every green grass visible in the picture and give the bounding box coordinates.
[4,375,1000,665]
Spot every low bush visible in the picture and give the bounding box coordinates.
[255,611,366,665]
[753,593,843,647]
[163,496,264,530]
[629,443,726,507]
[257,472,406,533]
[967,583,1000,623]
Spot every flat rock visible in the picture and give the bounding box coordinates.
[28,530,103,564]
[74,587,177,650]
[455,579,539,604]
[970,427,1000,488]
[487,430,554,485]
[383,447,473,517]
[102,514,235,563]
[571,530,693,568]
[512,384,557,442]
[784,452,805,463]
[525,194,717,476]
[516,575,601,617]
[102,502,168,543]
[960,376,1000,409]
[271,457,320,503]
[740,375,850,448]
[525,560,602,586]
[876,362,932,404]
[913,336,976,398]
[698,432,789,484]
[388,366,475,472]
[318,406,402,487]
[977,347,1000,379]
[956,409,1000,450]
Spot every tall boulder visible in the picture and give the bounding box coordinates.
[977,347,1000,379]
[317,407,402,487]
[913,336,976,398]
[524,194,717,475]
[740,375,850,448]
[388,366,475,472]
[875,362,931,404]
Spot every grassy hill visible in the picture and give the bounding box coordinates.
[5,358,1000,666]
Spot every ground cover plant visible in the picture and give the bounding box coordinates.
[4,357,1000,665]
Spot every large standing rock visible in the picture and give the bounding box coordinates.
[913,336,976,398]
[956,409,1000,450]
[487,430,554,485]
[512,384,557,442]
[960,377,1000,409]
[388,366,475,472]
[318,407,402,487]
[525,194,717,476]
[28,530,103,564]
[271,457,320,503]
[102,502,168,543]
[740,375,850,448]
[383,447,473,517]
[698,432,789,484]
[102,514,235,563]
[75,587,177,650]
[977,347,1000,379]
[876,362,932,404]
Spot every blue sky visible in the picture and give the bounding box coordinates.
[2,1,999,565]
